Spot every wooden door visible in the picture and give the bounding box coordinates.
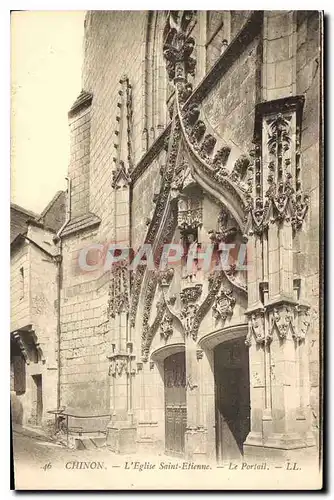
[164,351,187,456]
[214,338,250,462]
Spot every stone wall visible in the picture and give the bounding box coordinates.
[59,11,149,415]
[11,243,30,332]
[202,35,261,156]
[295,11,321,438]
[131,153,163,251]
[60,228,110,414]
[10,224,60,426]
[68,105,91,218]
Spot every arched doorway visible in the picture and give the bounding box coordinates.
[164,351,187,456]
[214,337,250,462]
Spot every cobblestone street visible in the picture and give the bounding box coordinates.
[12,426,135,489]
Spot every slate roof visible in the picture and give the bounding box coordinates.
[10,203,39,243]
[61,212,101,237]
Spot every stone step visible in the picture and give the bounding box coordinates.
[71,434,107,450]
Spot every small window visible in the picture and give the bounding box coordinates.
[19,266,24,299]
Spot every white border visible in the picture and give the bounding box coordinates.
[1,4,331,498]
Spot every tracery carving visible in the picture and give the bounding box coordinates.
[208,208,238,244]
[108,263,129,318]
[246,97,309,236]
[177,195,202,231]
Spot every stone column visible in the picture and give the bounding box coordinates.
[106,77,136,453]
[196,348,216,462]
[244,96,315,463]
[177,284,208,460]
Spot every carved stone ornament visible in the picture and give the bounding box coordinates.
[160,311,173,341]
[293,305,311,343]
[112,161,131,189]
[163,11,196,85]
[212,288,236,321]
[109,356,128,377]
[170,158,195,197]
[208,208,239,244]
[157,268,174,287]
[141,299,166,362]
[196,348,204,360]
[271,306,294,340]
[180,284,202,304]
[245,309,271,346]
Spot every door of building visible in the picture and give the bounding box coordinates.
[214,338,250,462]
[164,351,187,456]
[32,374,43,426]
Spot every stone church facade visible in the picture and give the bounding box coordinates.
[56,11,322,463]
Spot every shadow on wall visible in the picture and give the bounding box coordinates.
[10,392,23,425]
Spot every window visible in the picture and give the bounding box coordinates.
[19,266,24,299]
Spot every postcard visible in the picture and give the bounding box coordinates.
[10,10,323,490]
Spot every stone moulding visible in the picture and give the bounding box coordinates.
[129,120,179,331]
[177,105,249,230]
[11,326,45,364]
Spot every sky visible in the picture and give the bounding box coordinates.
[11,11,86,213]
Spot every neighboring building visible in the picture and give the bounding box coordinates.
[26,11,321,463]
[10,193,66,428]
